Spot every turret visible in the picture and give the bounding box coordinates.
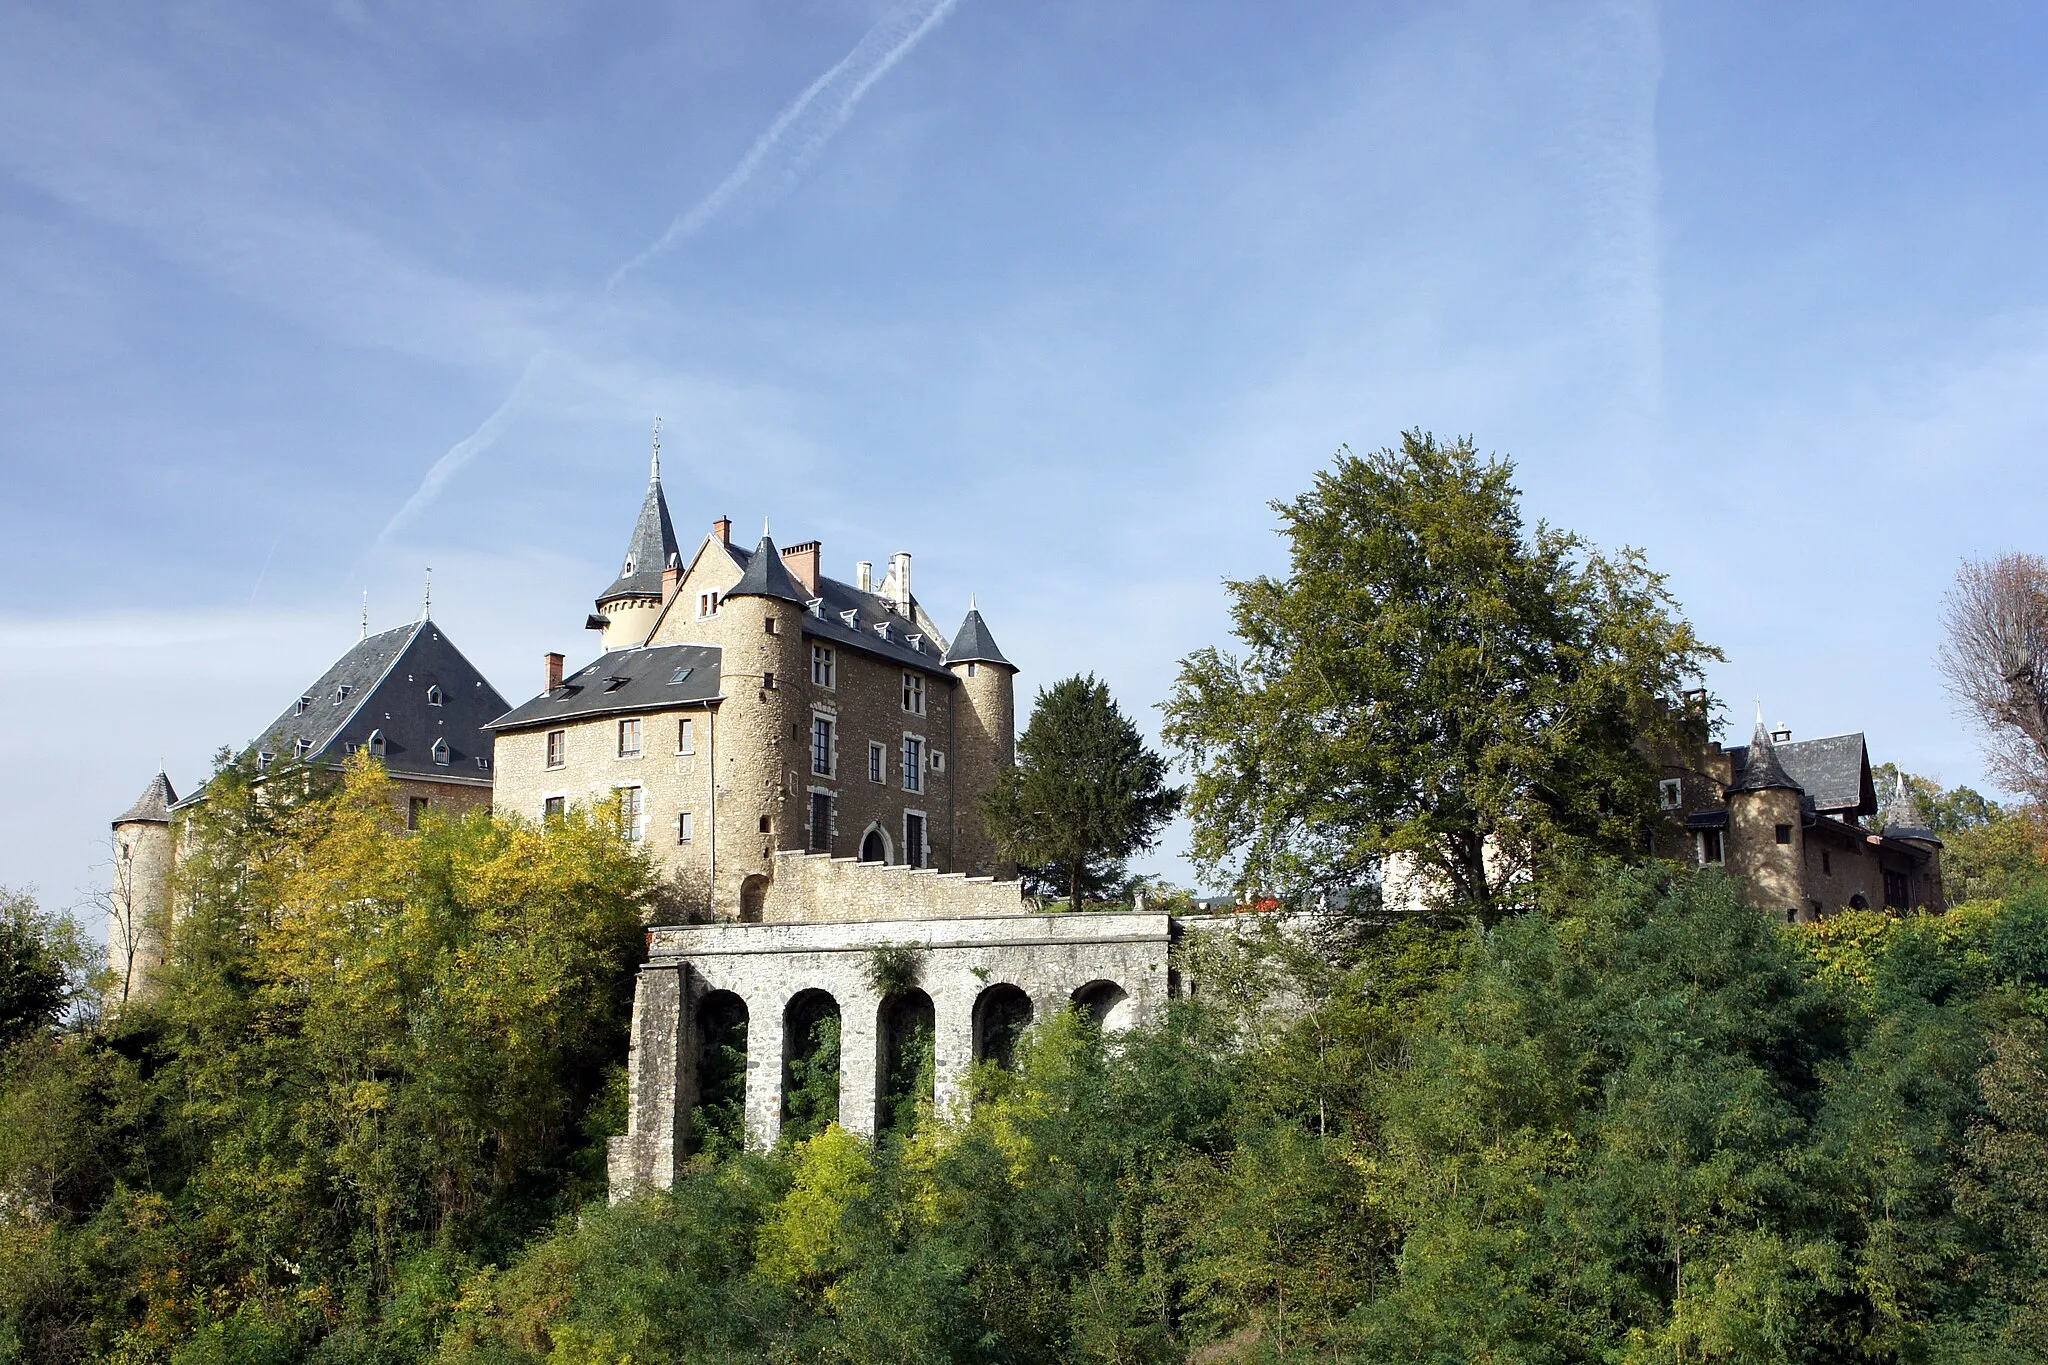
[944,600,1017,876]
[1726,710,1807,922]
[591,431,680,650]
[109,771,178,1006]
[1882,772,1946,909]
[716,529,812,914]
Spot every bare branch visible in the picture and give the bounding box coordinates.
[1940,553,2048,800]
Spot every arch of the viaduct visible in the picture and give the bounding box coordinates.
[608,911,1175,1194]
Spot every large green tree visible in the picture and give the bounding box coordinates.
[1162,432,1718,922]
[981,674,1183,907]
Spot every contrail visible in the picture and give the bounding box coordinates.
[377,0,962,541]
[377,350,549,544]
[607,0,961,291]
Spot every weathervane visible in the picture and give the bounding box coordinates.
[423,567,432,621]
[651,416,662,480]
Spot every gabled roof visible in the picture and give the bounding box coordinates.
[113,772,178,827]
[1729,730,1874,814]
[597,470,680,605]
[237,621,511,784]
[800,572,957,676]
[1728,715,1800,795]
[487,644,723,731]
[943,607,1013,670]
[722,533,810,605]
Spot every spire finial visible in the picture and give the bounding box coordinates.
[763,516,772,539]
[422,567,432,621]
[360,590,369,641]
[651,416,662,481]
[970,592,978,611]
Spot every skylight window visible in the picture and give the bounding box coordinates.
[668,666,693,685]
[603,676,631,692]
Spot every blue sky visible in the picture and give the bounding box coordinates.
[3,0,2045,916]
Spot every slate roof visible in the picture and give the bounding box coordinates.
[1729,730,1874,814]
[800,572,958,677]
[1728,716,1800,794]
[487,644,723,731]
[1882,773,1940,844]
[722,534,810,605]
[114,772,178,827]
[943,607,1014,670]
[597,473,680,604]
[234,621,511,784]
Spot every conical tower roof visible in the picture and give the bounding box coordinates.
[944,604,1015,670]
[596,454,679,605]
[1731,711,1801,794]
[113,771,177,827]
[1883,772,1941,844]
[722,531,809,605]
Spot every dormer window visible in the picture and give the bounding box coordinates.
[874,621,892,642]
[432,738,450,766]
[426,685,444,706]
[474,756,490,770]
[807,598,825,617]
[334,684,353,704]
[906,634,923,653]
[294,738,313,760]
[623,556,636,576]
[256,751,274,772]
[840,608,860,629]
[368,730,386,758]
[295,695,312,715]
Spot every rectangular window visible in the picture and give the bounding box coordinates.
[1822,849,1832,876]
[903,736,922,793]
[697,591,720,619]
[813,717,834,776]
[1883,868,1909,910]
[869,741,885,784]
[763,671,776,691]
[543,796,566,822]
[1699,828,1723,865]
[765,616,779,636]
[677,717,696,755]
[1775,823,1793,845]
[618,786,645,843]
[903,672,925,715]
[407,795,429,831]
[678,811,694,844]
[618,718,642,757]
[905,811,925,869]
[812,644,835,688]
[809,792,832,853]
[1658,778,1682,810]
[546,729,566,769]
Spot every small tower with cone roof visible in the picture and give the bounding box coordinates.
[945,599,1018,877]
[1882,772,1946,908]
[1726,708,1809,922]
[592,426,680,650]
[109,771,178,1006]
[714,529,813,913]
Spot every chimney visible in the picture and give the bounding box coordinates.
[1771,722,1792,743]
[857,560,873,592]
[888,552,912,614]
[781,540,822,596]
[713,516,731,548]
[543,652,564,692]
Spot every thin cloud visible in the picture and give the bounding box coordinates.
[377,350,550,544]
[608,0,962,291]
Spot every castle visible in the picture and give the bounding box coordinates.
[107,440,1948,1192]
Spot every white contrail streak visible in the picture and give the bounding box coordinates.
[607,0,960,291]
[377,350,549,544]
[380,0,961,539]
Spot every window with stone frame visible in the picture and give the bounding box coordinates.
[809,791,832,853]
[902,736,923,793]
[903,671,925,715]
[904,810,926,868]
[543,796,566,822]
[677,717,696,755]
[407,796,429,831]
[618,718,642,758]
[812,644,835,688]
[869,741,885,784]
[812,717,834,776]
[1698,828,1723,865]
[546,729,566,769]
[678,811,694,843]
[617,786,645,843]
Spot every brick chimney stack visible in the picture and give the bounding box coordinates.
[544,652,564,692]
[713,516,731,548]
[661,552,682,605]
[781,540,822,596]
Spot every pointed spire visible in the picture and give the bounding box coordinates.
[722,531,809,605]
[945,601,1016,671]
[1884,771,1940,844]
[360,590,369,642]
[1731,707,1800,794]
[651,416,662,481]
[596,448,681,605]
[422,567,432,621]
[113,771,178,827]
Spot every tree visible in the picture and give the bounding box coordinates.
[1941,552,2048,803]
[1872,763,2046,904]
[0,888,91,1046]
[981,674,1183,907]
[1161,432,1718,923]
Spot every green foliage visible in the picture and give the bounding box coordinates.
[862,941,925,996]
[782,1007,842,1146]
[1874,763,2047,905]
[1162,433,1720,923]
[0,887,92,1045]
[982,674,1183,906]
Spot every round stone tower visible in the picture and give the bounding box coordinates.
[1726,712,1808,923]
[717,531,812,915]
[944,602,1017,877]
[109,771,178,1006]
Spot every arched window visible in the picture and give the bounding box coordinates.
[367,729,386,758]
[426,685,444,706]
[431,738,450,766]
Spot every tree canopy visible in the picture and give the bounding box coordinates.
[1162,431,1719,920]
[981,673,1183,906]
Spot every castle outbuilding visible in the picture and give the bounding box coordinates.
[487,449,1019,921]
